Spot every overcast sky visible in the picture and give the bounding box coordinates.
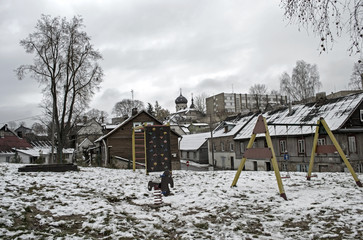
[0,0,358,126]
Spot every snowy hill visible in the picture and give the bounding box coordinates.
[0,163,362,239]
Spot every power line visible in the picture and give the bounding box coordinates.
[0,115,43,125]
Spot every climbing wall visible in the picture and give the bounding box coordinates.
[145,126,172,172]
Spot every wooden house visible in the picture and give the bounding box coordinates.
[233,92,363,173]
[95,109,181,170]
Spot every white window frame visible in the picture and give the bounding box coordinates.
[144,122,154,126]
[317,138,326,146]
[221,142,225,152]
[230,142,234,152]
[279,140,287,154]
[133,122,142,132]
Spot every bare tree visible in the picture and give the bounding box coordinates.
[32,122,47,135]
[270,89,280,95]
[349,60,363,90]
[16,15,103,162]
[84,108,108,123]
[112,99,144,117]
[249,84,268,110]
[194,93,208,114]
[280,60,321,102]
[7,121,17,130]
[281,0,363,55]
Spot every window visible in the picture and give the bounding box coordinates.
[221,142,225,151]
[193,152,197,159]
[240,142,245,153]
[187,152,189,158]
[298,139,305,154]
[230,143,234,151]
[348,136,357,153]
[281,163,287,171]
[133,122,142,132]
[297,164,308,172]
[279,140,287,154]
[317,138,326,145]
[358,163,363,173]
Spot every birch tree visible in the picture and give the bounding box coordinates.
[349,60,363,90]
[280,60,321,102]
[281,0,363,55]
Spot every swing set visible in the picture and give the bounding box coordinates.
[231,115,362,201]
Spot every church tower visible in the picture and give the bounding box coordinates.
[175,89,188,112]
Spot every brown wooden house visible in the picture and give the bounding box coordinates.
[95,109,181,170]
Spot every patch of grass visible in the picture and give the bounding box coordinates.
[193,222,209,230]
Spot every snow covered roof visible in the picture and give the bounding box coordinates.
[180,132,210,151]
[15,147,74,157]
[191,123,209,127]
[211,113,256,138]
[235,92,363,140]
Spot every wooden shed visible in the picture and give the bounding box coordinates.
[95,110,181,170]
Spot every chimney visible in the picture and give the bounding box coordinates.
[316,92,327,103]
[224,126,228,133]
[132,108,138,116]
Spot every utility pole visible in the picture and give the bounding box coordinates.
[209,114,215,169]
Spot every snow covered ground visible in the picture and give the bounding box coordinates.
[1,163,362,239]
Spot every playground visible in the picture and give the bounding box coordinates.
[1,163,362,239]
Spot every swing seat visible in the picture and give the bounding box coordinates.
[306,174,318,179]
[281,175,291,179]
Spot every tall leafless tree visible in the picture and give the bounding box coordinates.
[112,99,144,117]
[84,108,108,123]
[16,15,103,162]
[349,60,363,90]
[194,93,208,115]
[280,60,321,102]
[249,84,268,110]
[281,0,363,56]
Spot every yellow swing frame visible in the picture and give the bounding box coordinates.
[231,115,287,200]
[231,116,362,201]
[307,117,362,187]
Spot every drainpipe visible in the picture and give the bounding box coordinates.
[102,139,108,166]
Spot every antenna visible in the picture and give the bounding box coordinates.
[131,89,134,108]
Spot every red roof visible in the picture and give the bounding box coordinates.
[0,135,32,152]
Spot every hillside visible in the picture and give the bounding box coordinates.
[0,163,362,239]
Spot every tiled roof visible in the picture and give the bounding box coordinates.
[0,135,32,152]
